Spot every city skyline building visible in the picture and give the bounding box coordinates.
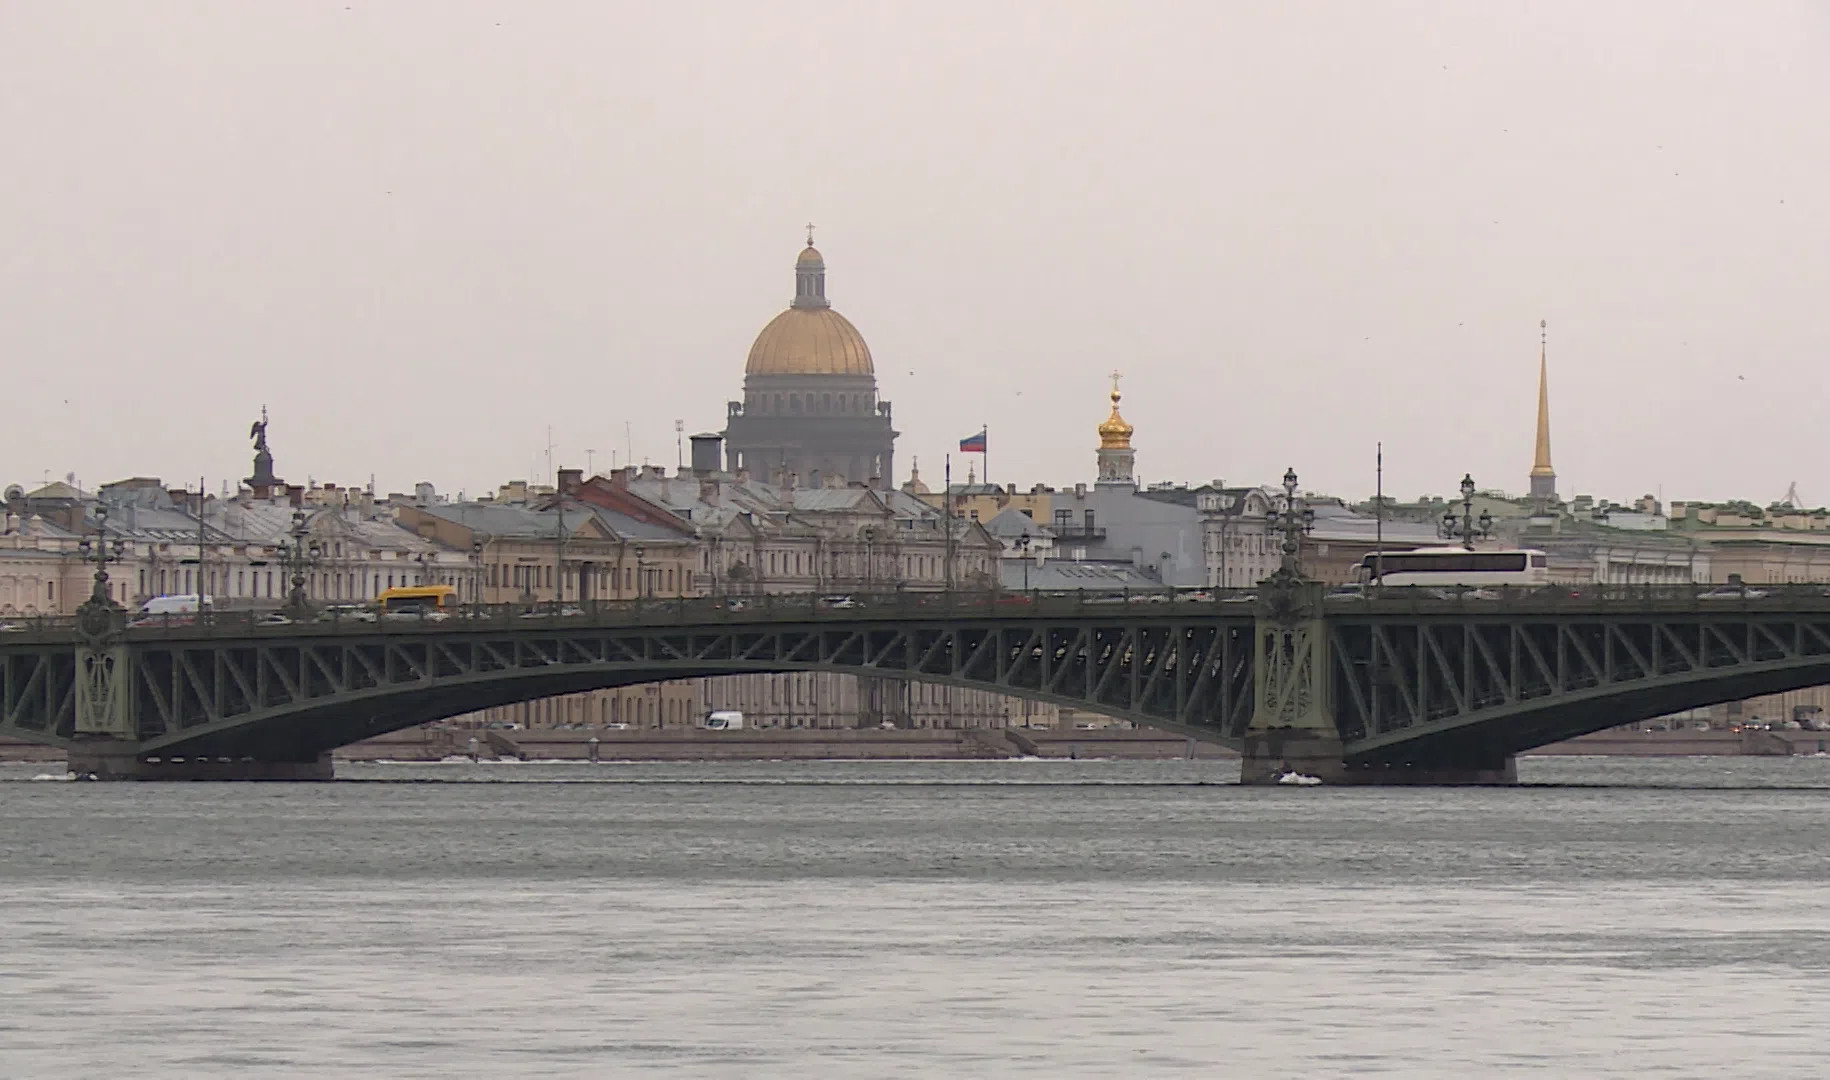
[720,232,898,490]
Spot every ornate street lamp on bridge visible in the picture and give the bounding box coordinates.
[1441,473,1494,551]
[1263,466,1315,580]
[278,508,323,618]
[77,505,128,612]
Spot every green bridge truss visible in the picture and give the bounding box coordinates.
[4,587,1829,781]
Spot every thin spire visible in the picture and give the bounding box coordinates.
[805,221,816,247]
[1531,319,1554,477]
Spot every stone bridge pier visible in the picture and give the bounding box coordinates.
[66,740,335,781]
[1241,581,1517,786]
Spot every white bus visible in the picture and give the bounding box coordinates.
[1359,547,1550,588]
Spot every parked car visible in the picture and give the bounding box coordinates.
[818,596,859,610]
[316,605,378,624]
[516,606,583,620]
[1698,586,1771,601]
[255,612,293,626]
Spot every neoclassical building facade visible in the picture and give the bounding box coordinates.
[721,237,897,489]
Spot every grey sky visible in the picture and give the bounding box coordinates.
[3,1,1825,505]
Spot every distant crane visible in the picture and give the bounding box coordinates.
[1780,481,1805,509]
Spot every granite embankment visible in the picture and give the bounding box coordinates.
[340,725,1236,762]
[5,726,1827,765]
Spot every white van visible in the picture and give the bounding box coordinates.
[140,594,211,616]
[131,595,213,625]
[703,710,745,731]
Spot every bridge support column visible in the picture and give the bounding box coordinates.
[1243,579,1347,784]
[66,745,335,781]
[74,644,135,738]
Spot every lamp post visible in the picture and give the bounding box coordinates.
[278,508,323,618]
[1013,533,1031,592]
[76,505,128,611]
[553,490,567,612]
[1264,467,1315,579]
[634,545,647,600]
[470,539,486,604]
[1440,473,1495,551]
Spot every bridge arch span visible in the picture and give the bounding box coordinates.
[1339,614,1830,767]
[63,615,1258,762]
[136,659,1245,762]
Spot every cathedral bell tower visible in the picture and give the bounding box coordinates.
[1095,371,1136,488]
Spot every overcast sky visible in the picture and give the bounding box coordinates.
[2,1,1825,505]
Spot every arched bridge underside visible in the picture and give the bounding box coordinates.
[6,598,1830,780]
[1,614,1260,765]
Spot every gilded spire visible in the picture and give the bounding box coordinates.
[1530,320,1553,477]
[1098,369,1134,450]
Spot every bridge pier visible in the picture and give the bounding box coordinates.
[67,742,334,781]
[1339,756,1518,786]
[1240,730,1346,784]
[1241,734,1518,785]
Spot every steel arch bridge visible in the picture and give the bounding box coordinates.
[6,586,1830,781]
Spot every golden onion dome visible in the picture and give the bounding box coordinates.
[1098,375,1134,449]
[744,237,875,377]
[746,307,875,377]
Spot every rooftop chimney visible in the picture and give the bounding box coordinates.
[689,433,723,477]
[557,468,583,496]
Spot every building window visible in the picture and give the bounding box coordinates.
[1084,510,1096,533]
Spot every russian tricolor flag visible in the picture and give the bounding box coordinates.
[959,429,987,453]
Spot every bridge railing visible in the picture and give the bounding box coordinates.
[10,582,1830,645]
[98,586,1260,639]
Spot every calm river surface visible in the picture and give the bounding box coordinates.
[4,756,1830,1078]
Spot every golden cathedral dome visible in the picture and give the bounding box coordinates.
[746,307,875,377]
[744,238,876,378]
[1098,374,1134,449]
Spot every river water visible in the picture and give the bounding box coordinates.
[3,756,1830,1078]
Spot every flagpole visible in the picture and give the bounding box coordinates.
[944,454,954,593]
[1375,442,1384,590]
[982,424,988,488]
